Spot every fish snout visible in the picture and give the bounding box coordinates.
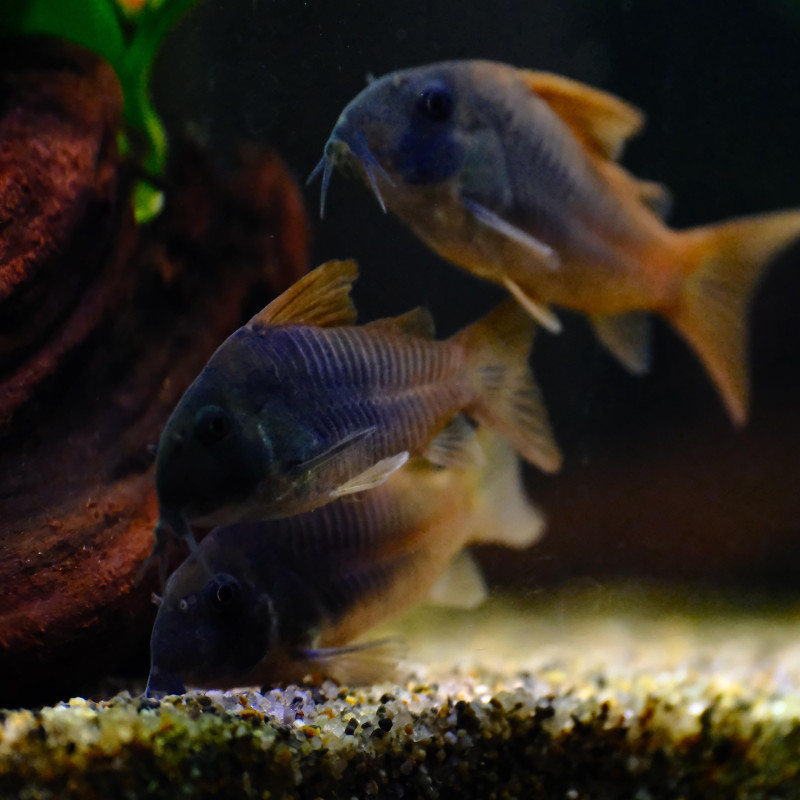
[145,664,186,697]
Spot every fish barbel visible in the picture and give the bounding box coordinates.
[146,429,544,694]
[311,60,800,424]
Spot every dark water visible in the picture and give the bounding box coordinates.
[152,0,800,593]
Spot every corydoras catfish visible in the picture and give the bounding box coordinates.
[146,429,544,694]
[311,60,800,424]
[153,259,560,557]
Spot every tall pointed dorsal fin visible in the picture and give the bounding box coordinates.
[362,306,436,339]
[248,260,358,329]
[520,70,644,161]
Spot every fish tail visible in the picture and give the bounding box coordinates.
[453,300,562,472]
[467,429,547,548]
[671,209,800,425]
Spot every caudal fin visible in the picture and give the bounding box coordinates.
[452,301,562,472]
[672,210,800,425]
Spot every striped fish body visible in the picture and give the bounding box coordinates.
[186,321,473,522]
[147,431,544,693]
[152,260,560,556]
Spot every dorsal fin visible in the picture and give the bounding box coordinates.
[248,260,358,329]
[520,70,644,161]
[597,160,673,220]
[362,306,436,339]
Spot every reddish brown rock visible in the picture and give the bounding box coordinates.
[0,40,308,708]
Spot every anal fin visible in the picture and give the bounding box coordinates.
[424,415,485,469]
[427,550,488,610]
[591,311,652,375]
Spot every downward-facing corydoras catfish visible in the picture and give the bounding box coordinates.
[311,60,800,424]
[152,259,560,556]
[147,429,543,695]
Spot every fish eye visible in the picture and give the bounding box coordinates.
[194,405,231,446]
[178,598,189,613]
[211,574,240,608]
[417,85,453,122]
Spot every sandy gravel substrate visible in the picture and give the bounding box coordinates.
[2,586,800,799]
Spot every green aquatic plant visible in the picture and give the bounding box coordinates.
[6,0,202,222]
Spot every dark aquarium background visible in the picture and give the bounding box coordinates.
[3,0,800,708]
[154,0,800,593]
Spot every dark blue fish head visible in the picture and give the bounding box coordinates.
[310,64,470,216]
[155,336,275,533]
[147,553,276,694]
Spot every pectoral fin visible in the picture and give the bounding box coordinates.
[591,311,652,375]
[520,70,644,161]
[424,415,485,468]
[427,551,488,610]
[300,637,406,685]
[464,199,560,271]
[291,427,378,477]
[330,452,410,497]
[248,260,358,328]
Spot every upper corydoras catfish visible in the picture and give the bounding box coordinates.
[146,429,544,694]
[311,60,800,425]
[153,259,560,556]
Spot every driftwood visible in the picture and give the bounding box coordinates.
[0,39,308,708]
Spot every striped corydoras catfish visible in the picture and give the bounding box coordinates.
[311,59,800,424]
[151,260,560,562]
[146,429,543,694]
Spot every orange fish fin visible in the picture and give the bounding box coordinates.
[591,311,652,375]
[597,160,673,220]
[303,637,406,685]
[521,70,644,161]
[427,551,487,609]
[502,277,562,332]
[424,414,485,468]
[330,452,410,497]
[636,179,673,219]
[468,428,547,549]
[248,259,358,328]
[453,301,562,473]
[671,210,800,425]
[362,306,436,339]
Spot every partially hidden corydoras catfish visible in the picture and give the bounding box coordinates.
[152,259,560,557]
[146,429,544,695]
[310,60,800,425]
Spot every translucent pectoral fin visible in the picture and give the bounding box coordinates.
[424,415,485,469]
[427,551,488,610]
[330,451,410,497]
[463,198,560,271]
[300,637,407,685]
[292,426,378,478]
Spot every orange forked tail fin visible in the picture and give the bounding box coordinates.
[672,209,800,425]
[451,301,562,473]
